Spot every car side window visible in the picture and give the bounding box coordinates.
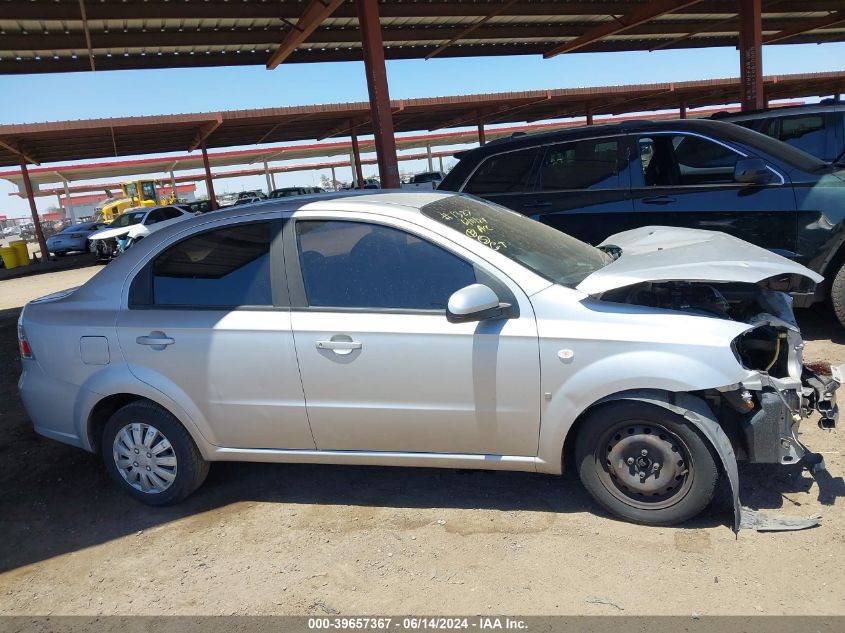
[144,210,165,225]
[296,220,476,310]
[463,147,540,195]
[775,114,827,157]
[146,222,272,307]
[539,138,621,190]
[161,207,184,220]
[639,134,740,186]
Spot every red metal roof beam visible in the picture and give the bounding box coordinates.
[544,0,707,58]
[0,138,39,166]
[266,0,345,70]
[426,0,520,60]
[764,10,845,45]
[187,117,223,152]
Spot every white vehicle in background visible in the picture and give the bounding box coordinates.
[88,205,194,260]
[402,171,444,190]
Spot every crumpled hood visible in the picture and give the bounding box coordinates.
[576,226,823,295]
[88,225,132,241]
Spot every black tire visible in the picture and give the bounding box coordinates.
[830,262,845,328]
[102,400,209,506]
[55,252,66,257]
[574,400,720,526]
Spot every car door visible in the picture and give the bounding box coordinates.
[116,216,315,450]
[631,132,798,257]
[286,213,541,457]
[518,135,636,245]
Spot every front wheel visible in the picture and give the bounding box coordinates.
[102,400,209,506]
[574,400,720,526]
[829,262,845,328]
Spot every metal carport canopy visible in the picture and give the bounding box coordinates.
[2,0,845,74]
[0,70,842,169]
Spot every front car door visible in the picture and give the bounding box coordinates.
[116,214,314,450]
[285,211,541,457]
[631,131,798,258]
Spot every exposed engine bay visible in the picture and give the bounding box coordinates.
[599,277,839,468]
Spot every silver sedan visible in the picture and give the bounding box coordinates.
[18,191,838,528]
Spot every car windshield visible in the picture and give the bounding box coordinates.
[421,195,609,287]
[60,223,87,233]
[109,211,146,228]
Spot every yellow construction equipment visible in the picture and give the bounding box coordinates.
[95,180,160,223]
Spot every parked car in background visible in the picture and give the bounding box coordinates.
[18,192,838,530]
[402,171,444,190]
[88,205,194,260]
[270,186,325,199]
[46,221,107,256]
[237,190,268,202]
[233,195,268,206]
[713,101,845,164]
[182,200,215,214]
[439,118,845,325]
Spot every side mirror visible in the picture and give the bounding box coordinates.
[446,284,510,324]
[734,157,772,185]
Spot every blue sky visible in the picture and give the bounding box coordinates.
[2,42,844,217]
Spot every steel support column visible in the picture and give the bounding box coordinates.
[62,179,76,222]
[263,161,273,195]
[679,98,687,119]
[200,140,218,210]
[438,156,444,173]
[739,0,764,111]
[585,103,594,125]
[331,166,338,190]
[357,0,400,188]
[169,170,177,201]
[19,158,47,262]
[426,144,434,172]
[350,123,365,187]
[477,118,486,146]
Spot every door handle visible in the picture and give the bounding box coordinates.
[641,195,677,205]
[316,339,362,355]
[136,332,175,348]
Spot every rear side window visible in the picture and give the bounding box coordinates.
[776,114,827,158]
[463,147,539,195]
[539,138,621,190]
[148,222,272,307]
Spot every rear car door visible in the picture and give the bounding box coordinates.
[631,132,798,258]
[524,135,635,245]
[286,213,540,456]
[116,216,314,450]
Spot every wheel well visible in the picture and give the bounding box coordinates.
[820,239,845,294]
[87,393,146,453]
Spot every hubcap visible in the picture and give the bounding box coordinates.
[112,422,177,494]
[596,422,693,510]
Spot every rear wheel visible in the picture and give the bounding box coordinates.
[830,262,845,328]
[575,400,719,526]
[102,400,209,506]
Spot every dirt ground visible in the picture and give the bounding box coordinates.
[0,266,843,616]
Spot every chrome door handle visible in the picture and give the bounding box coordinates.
[136,333,175,347]
[316,340,362,351]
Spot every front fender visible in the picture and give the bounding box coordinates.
[536,348,753,473]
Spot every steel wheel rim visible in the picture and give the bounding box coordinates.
[594,421,694,510]
[112,422,177,494]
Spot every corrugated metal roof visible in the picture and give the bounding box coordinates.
[0,1,842,74]
[0,70,842,168]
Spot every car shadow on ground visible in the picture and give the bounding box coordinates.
[0,305,841,574]
[796,305,845,344]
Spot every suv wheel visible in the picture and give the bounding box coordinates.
[830,262,845,328]
[102,400,209,506]
[575,401,719,526]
